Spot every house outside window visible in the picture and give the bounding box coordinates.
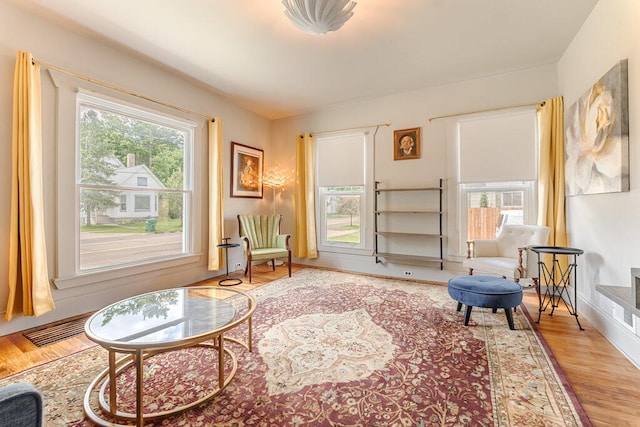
[77,92,194,272]
[501,191,523,208]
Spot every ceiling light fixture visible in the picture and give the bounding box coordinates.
[283,0,357,35]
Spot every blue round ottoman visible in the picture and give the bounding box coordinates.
[447,275,523,330]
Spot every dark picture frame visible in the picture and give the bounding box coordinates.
[231,141,264,198]
[393,127,421,160]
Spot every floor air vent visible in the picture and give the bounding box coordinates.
[23,316,89,348]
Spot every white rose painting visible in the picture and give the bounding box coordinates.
[565,59,629,196]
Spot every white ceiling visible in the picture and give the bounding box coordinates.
[11,0,598,119]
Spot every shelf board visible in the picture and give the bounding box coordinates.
[375,231,444,238]
[374,252,443,264]
[373,209,443,214]
[375,187,442,193]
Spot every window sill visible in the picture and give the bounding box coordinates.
[53,254,202,290]
[318,245,372,257]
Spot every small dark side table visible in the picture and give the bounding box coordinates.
[530,246,584,330]
[217,238,242,286]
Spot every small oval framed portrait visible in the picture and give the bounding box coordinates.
[393,127,420,160]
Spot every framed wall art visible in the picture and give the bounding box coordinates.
[231,141,264,198]
[394,127,421,160]
[565,59,629,196]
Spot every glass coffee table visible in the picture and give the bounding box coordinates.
[83,286,256,426]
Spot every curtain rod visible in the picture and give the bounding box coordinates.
[33,58,215,122]
[427,101,545,122]
[305,123,390,137]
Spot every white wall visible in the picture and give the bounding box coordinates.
[272,64,558,282]
[0,2,272,335]
[557,0,640,366]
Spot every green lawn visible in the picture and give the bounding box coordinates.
[332,224,359,231]
[326,217,360,243]
[328,232,360,243]
[81,218,183,233]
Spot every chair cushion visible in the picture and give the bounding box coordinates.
[462,257,520,280]
[249,248,289,260]
[448,275,523,309]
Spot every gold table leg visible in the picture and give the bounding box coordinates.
[135,349,144,426]
[108,351,117,415]
[219,334,225,387]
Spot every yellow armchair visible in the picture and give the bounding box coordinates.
[237,214,292,283]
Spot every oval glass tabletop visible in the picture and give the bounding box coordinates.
[85,287,248,348]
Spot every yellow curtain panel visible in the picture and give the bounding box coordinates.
[208,118,224,270]
[294,133,318,258]
[5,51,55,320]
[537,97,568,268]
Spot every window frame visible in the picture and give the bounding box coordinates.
[459,180,536,251]
[318,186,365,249]
[50,70,201,289]
[315,130,374,255]
[454,109,539,257]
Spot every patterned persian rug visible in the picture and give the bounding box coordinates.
[0,269,591,426]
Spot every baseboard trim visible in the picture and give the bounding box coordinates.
[578,294,640,369]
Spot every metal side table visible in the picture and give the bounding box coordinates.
[530,246,584,330]
[217,238,242,286]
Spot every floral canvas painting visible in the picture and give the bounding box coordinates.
[565,59,629,196]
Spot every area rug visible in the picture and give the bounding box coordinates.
[0,268,591,426]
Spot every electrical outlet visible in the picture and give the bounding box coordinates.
[403,271,413,277]
[234,262,242,269]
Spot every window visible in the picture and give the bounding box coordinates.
[461,181,534,242]
[315,131,373,253]
[78,92,194,272]
[501,191,523,208]
[134,195,151,211]
[319,186,363,245]
[457,109,537,253]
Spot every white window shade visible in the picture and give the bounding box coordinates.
[458,110,537,183]
[317,133,365,186]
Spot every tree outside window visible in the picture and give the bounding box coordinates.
[78,94,192,271]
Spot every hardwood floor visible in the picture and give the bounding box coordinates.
[1,265,639,426]
[520,291,640,426]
